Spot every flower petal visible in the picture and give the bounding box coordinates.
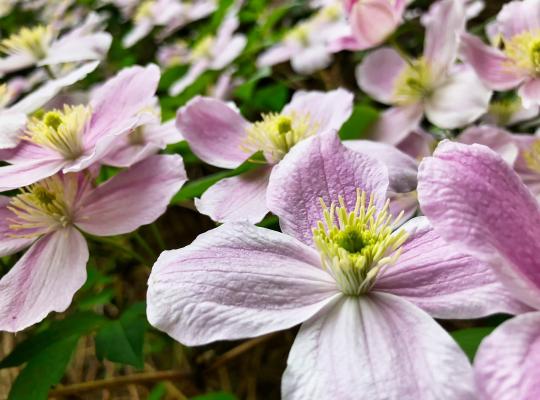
[290,45,332,75]
[0,158,66,192]
[0,228,88,332]
[210,34,247,70]
[147,223,339,346]
[282,293,475,400]
[169,60,209,96]
[475,311,540,400]
[418,141,540,309]
[458,126,520,166]
[267,130,389,245]
[369,105,424,145]
[76,155,186,236]
[0,196,34,257]
[195,166,272,224]
[375,217,529,319]
[356,47,407,104]
[176,96,249,168]
[349,0,401,50]
[518,78,540,108]
[0,112,26,149]
[497,0,540,38]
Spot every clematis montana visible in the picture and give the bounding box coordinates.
[461,0,540,107]
[0,154,186,332]
[0,64,161,191]
[357,0,491,145]
[0,20,111,75]
[148,131,523,400]
[168,4,245,96]
[417,141,540,400]
[0,61,98,149]
[176,88,353,223]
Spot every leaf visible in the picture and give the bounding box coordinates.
[148,383,167,400]
[451,327,496,361]
[0,312,105,369]
[191,393,238,400]
[339,105,379,140]
[8,335,78,400]
[95,303,148,368]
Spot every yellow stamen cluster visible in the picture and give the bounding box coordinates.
[285,3,343,46]
[313,190,408,296]
[488,98,522,125]
[286,25,311,46]
[8,174,78,238]
[504,31,540,75]
[134,0,155,22]
[393,58,434,105]
[191,36,215,60]
[241,112,317,163]
[0,84,13,109]
[0,25,53,59]
[523,140,540,174]
[24,105,91,160]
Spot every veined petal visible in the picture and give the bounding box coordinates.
[475,311,540,400]
[375,217,529,319]
[497,0,540,39]
[282,293,475,400]
[0,158,66,192]
[349,0,401,50]
[418,141,540,310]
[76,155,186,236]
[0,196,34,257]
[369,105,424,146]
[0,228,88,332]
[147,223,339,346]
[267,130,389,246]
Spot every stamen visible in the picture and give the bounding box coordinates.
[191,36,215,60]
[134,0,155,22]
[0,25,53,59]
[393,58,433,105]
[24,104,90,160]
[312,189,408,296]
[241,112,318,163]
[0,84,13,109]
[524,140,540,174]
[503,31,540,75]
[488,97,522,126]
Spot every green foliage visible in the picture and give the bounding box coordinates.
[191,393,238,400]
[451,327,496,361]
[339,105,380,140]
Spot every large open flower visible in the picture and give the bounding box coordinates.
[0,154,186,332]
[148,131,523,399]
[417,140,540,400]
[0,64,160,191]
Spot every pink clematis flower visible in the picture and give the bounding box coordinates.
[148,131,523,399]
[176,88,354,223]
[0,19,111,76]
[417,140,540,400]
[0,62,99,150]
[0,64,161,191]
[0,154,186,332]
[461,0,540,108]
[357,0,491,145]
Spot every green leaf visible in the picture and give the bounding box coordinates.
[95,303,148,368]
[148,383,167,400]
[339,105,379,140]
[0,312,105,369]
[8,335,78,400]
[191,393,238,400]
[451,327,495,361]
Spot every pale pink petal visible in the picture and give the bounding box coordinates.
[256,44,295,68]
[75,155,186,236]
[147,223,339,346]
[0,112,26,149]
[176,96,249,168]
[328,34,363,52]
[0,158,66,191]
[210,34,246,70]
[195,166,272,224]
[169,60,210,96]
[375,217,529,319]
[460,33,525,90]
[475,311,540,400]
[418,141,540,310]
[282,88,354,133]
[497,0,540,39]
[0,228,89,332]
[42,32,111,65]
[0,196,34,257]
[122,19,154,48]
[283,293,475,400]
[356,47,407,104]
[290,45,332,75]
[458,126,520,165]
[267,131,389,245]
[349,0,401,50]
[369,105,424,145]
[0,53,35,75]
[396,128,435,159]
[425,66,492,129]
[518,78,540,108]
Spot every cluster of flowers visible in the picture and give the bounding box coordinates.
[1,0,540,398]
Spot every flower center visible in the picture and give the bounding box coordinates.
[0,25,53,59]
[523,140,540,174]
[7,174,79,238]
[393,58,433,105]
[504,31,540,75]
[134,0,154,22]
[24,105,90,160]
[241,112,317,163]
[488,97,522,125]
[192,36,215,60]
[286,25,311,47]
[312,190,408,296]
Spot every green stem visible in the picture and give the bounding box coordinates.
[133,232,157,260]
[150,223,166,250]
[87,235,147,265]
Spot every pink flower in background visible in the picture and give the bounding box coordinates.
[148,131,523,400]
[168,4,246,96]
[0,62,98,149]
[0,64,160,191]
[176,89,354,223]
[0,154,186,332]
[257,1,349,74]
[357,0,491,145]
[417,140,540,400]
[461,0,540,108]
[0,18,111,75]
